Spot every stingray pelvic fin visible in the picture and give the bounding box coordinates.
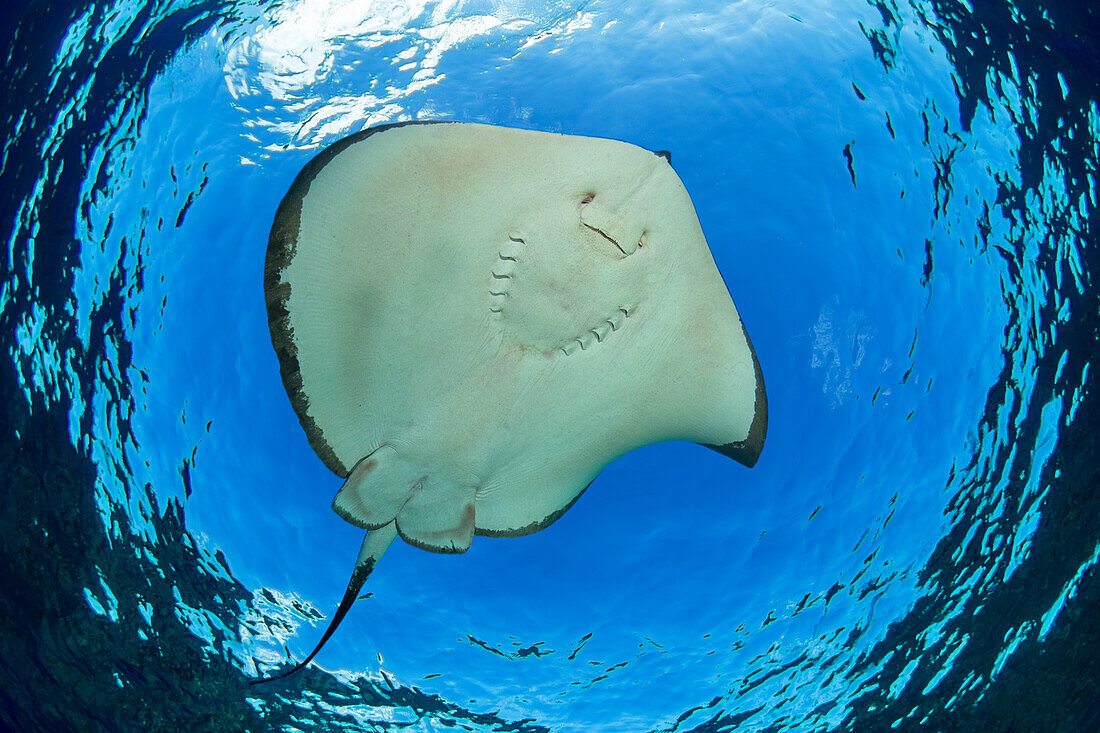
[250,522,397,684]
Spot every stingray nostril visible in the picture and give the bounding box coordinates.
[581,192,595,204]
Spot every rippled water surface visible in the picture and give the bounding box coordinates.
[2,0,1097,730]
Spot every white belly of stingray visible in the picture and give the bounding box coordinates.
[265,122,766,555]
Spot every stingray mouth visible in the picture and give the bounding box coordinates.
[580,189,646,255]
[579,190,648,257]
[582,221,642,256]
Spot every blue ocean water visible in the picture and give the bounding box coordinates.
[1,0,1097,730]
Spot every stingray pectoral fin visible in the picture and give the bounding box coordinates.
[250,522,398,684]
[702,322,768,468]
[472,472,596,539]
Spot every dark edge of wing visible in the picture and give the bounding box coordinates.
[474,480,594,539]
[264,120,452,478]
[703,319,768,468]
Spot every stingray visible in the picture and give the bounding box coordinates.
[257,121,767,681]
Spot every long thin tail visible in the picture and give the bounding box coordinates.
[250,521,398,684]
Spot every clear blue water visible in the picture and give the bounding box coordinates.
[2,0,1097,730]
